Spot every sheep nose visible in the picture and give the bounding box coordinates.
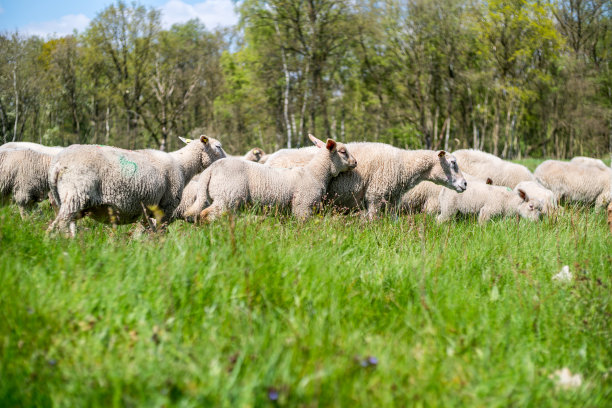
[462,179,467,189]
[351,159,357,168]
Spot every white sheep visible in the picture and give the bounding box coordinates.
[266,142,467,219]
[47,135,226,236]
[437,181,544,224]
[0,148,54,217]
[513,181,557,215]
[534,160,612,208]
[401,173,491,214]
[0,141,63,155]
[570,156,610,171]
[173,172,202,221]
[184,135,357,221]
[452,149,534,188]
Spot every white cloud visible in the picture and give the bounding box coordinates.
[160,0,238,30]
[21,14,90,38]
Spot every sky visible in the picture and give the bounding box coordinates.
[0,0,239,37]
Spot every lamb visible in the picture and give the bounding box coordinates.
[513,181,557,215]
[401,174,491,214]
[173,172,202,221]
[265,142,467,219]
[437,182,544,224]
[534,160,612,208]
[0,148,54,217]
[452,149,534,188]
[47,135,226,236]
[0,141,63,155]
[184,135,357,221]
[570,156,610,171]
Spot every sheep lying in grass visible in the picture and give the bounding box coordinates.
[534,160,612,208]
[47,136,226,236]
[513,181,557,215]
[452,149,534,188]
[266,143,467,219]
[437,182,544,224]
[401,174,491,214]
[1,141,63,155]
[184,135,357,221]
[570,156,610,171]
[0,148,54,217]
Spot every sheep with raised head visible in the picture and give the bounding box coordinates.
[0,141,63,155]
[437,182,544,224]
[184,135,357,221]
[401,173,491,214]
[266,142,467,219]
[451,149,534,188]
[47,135,226,236]
[534,160,612,208]
[0,148,54,217]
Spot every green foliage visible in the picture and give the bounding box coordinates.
[0,0,610,156]
[0,201,611,405]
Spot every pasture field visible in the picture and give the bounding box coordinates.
[0,201,611,406]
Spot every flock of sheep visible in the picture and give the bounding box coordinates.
[1,135,611,237]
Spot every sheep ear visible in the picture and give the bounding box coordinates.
[438,150,446,158]
[518,189,528,201]
[309,134,325,148]
[326,139,337,151]
[200,135,209,144]
[486,178,493,185]
[179,136,192,144]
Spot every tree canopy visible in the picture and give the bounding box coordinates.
[0,0,610,158]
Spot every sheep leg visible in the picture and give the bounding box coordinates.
[47,194,82,237]
[478,207,492,224]
[595,192,611,209]
[198,202,225,223]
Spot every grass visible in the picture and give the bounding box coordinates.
[0,202,611,407]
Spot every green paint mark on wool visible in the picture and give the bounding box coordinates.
[119,155,138,176]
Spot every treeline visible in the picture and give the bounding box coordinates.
[0,0,610,157]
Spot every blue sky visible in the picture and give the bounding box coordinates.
[0,0,239,37]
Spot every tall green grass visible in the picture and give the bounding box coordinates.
[1,203,611,406]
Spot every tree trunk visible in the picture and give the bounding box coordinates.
[12,67,19,142]
[492,99,500,156]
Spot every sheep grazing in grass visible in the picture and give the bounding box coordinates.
[0,141,63,155]
[401,174,491,214]
[437,182,544,224]
[266,142,467,219]
[184,135,357,221]
[47,135,226,236]
[534,160,612,208]
[513,181,557,215]
[0,148,54,217]
[570,156,610,171]
[452,149,534,188]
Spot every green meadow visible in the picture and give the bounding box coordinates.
[0,200,611,406]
